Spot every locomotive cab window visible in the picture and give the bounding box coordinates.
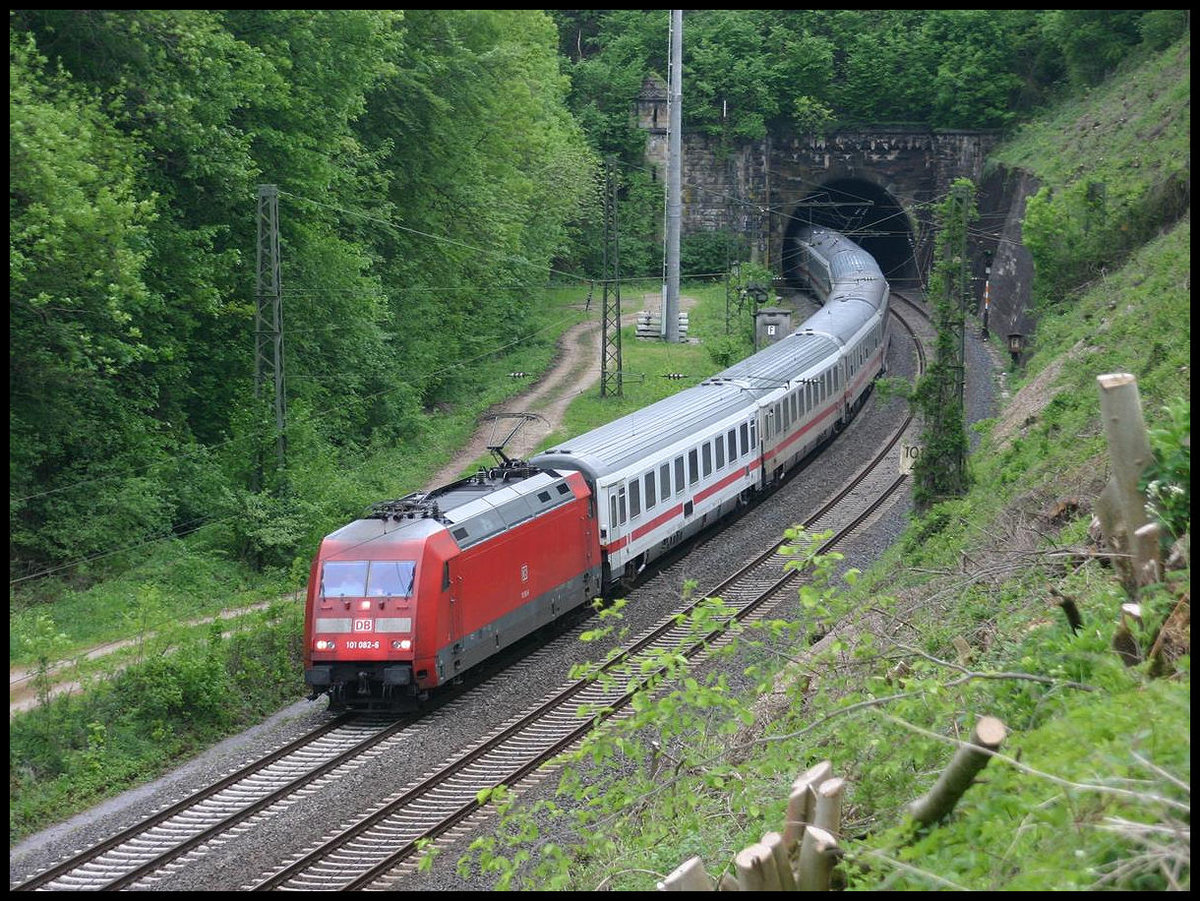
[321,561,369,597]
[367,560,416,597]
[321,560,415,598]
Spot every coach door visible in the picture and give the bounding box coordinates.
[606,483,627,557]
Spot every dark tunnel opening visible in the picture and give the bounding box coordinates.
[781,179,919,288]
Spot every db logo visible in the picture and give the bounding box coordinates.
[353,619,374,632]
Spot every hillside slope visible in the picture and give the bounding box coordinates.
[480,36,1190,892]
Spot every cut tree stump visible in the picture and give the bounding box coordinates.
[909,716,1007,828]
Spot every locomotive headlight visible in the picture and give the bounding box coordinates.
[392,639,412,651]
[359,599,371,611]
[315,639,336,651]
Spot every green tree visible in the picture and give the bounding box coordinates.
[1040,10,1147,88]
[362,10,595,407]
[911,180,976,509]
[9,28,168,572]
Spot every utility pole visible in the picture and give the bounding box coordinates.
[600,160,623,398]
[663,8,682,343]
[254,184,286,488]
[980,249,993,339]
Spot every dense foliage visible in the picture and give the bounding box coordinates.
[551,9,1186,145]
[10,10,595,581]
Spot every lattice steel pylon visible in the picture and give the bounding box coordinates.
[254,184,287,485]
[600,161,623,398]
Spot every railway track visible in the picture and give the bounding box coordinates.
[12,293,931,893]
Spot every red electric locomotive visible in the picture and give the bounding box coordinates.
[304,463,601,709]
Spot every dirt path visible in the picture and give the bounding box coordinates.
[9,601,293,718]
[423,294,695,490]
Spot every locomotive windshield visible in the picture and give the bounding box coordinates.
[321,560,416,597]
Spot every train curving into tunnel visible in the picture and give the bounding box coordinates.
[781,178,919,288]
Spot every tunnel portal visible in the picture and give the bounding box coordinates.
[781,178,918,288]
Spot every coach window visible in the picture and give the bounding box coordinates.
[715,434,725,469]
[618,485,627,524]
[629,479,641,518]
[728,428,738,459]
[688,449,699,485]
[740,422,749,453]
[660,462,671,498]
[674,456,685,495]
[644,471,656,509]
[702,442,712,477]
[750,421,757,448]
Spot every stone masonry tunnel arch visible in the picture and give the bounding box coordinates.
[781,178,917,288]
